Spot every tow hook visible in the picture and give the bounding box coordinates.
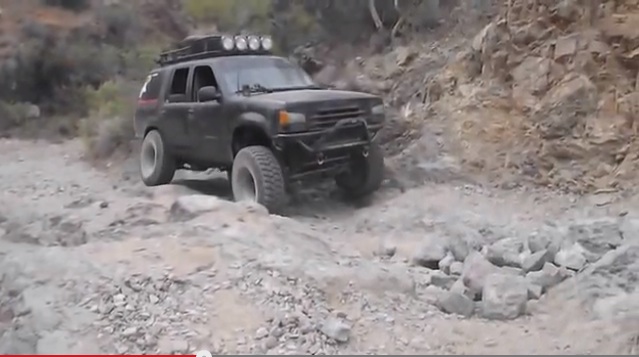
[362,146,369,158]
[317,153,325,166]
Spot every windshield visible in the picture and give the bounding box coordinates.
[214,56,317,94]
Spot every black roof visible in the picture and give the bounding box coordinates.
[156,34,272,67]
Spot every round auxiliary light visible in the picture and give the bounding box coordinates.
[247,35,261,51]
[221,36,235,50]
[261,35,273,51]
[235,36,248,51]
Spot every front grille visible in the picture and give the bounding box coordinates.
[310,106,365,130]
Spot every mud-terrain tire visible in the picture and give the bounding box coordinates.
[139,130,176,186]
[335,142,385,198]
[231,146,287,213]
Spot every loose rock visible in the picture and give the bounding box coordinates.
[430,271,456,290]
[527,284,543,300]
[522,249,552,273]
[554,243,588,271]
[567,219,623,261]
[527,229,560,257]
[481,274,529,320]
[377,240,397,258]
[484,237,526,268]
[525,263,569,293]
[462,251,500,299]
[412,237,448,269]
[436,291,475,318]
[450,278,474,300]
[438,252,455,274]
[319,318,351,343]
[449,262,464,276]
[169,195,226,222]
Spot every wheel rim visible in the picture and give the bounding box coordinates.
[140,139,157,179]
[235,166,257,202]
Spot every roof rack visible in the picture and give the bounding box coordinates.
[156,34,272,67]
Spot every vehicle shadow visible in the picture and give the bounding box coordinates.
[172,177,234,201]
[171,174,368,218]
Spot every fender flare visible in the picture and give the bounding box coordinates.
[233,112,271,134]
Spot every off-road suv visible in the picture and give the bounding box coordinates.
[134,34,386,213]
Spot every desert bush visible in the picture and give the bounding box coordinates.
[121,44,164,80]
[78,80,137,159]
[0,14,154,116]
[184,0,271,32]
[41,0,90,12]
[0,102,39,132]
[97,3,141,47]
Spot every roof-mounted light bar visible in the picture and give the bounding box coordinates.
[220,34,273,52]
[157,34,274,66]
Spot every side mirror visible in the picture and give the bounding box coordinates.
[198,86,221,102]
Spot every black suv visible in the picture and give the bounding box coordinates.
[134,34,386,213]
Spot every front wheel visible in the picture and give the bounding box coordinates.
[231,146,287,213]
[335,142,385,198]
[139,130,176,186]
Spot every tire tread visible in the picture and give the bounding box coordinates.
[233,146,286,212]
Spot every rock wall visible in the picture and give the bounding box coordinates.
[430,0,639,192]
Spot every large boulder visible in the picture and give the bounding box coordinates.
[480,273,529,320]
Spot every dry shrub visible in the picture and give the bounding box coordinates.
[78,80,137,159]
[40,0,91,12]
[0,102,40,132]
[184,0,271,32]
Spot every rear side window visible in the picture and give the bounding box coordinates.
[139,73,162,101]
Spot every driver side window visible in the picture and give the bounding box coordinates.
[191,65,218,102]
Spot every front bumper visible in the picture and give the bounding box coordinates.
[273,118,382,153]
[272,118,383,180]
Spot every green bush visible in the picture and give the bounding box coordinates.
[97,4,141,47]
[41,0,90,12]
[79,80,137,159]
[0,102,37,131]
[121,44,164,80]
[83,80,136,118]
[184,0,272,32]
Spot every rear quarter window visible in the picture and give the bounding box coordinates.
[139,72,162,101]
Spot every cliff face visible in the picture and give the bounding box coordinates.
[421,0,639,192]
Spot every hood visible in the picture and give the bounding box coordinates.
[245,89,378,107]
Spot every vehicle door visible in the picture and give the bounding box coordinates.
[157,66,194,153]
[189,64,228,164]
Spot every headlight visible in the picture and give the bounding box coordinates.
[371,104,385,123]
[261,35,273,51]
[278,111,306,127]
[235,36,248,51]
[221,36,235,50]
[371,104,385,116]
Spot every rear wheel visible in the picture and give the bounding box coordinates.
[139,130,176,186]
[231,146,287,213]
[335,142,385,198]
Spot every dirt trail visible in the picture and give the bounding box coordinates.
[1,138,638,355]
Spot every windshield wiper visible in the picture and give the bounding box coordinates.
[235,83,274,96]
[269,85,324,92]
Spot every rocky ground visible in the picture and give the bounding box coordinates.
[1,136,639,355]
[3,1,639,355]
